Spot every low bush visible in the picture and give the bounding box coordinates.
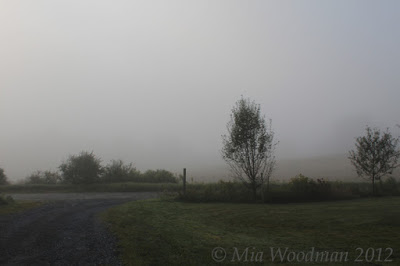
[59,151,103,184]
[0,194,14,205]
[286,174,338,201]
[92,159,178,184]
[289,174,318,194]
[25,170,62,184]
[137,169,178,183]
[102,160,141,183]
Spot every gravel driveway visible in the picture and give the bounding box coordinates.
[0,192,158,265]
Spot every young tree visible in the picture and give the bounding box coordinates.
[221,97,277,200]
[349,126,400,195]
[59,151,103,184]
[0,168,9,185]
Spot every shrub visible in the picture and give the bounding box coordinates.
[316,178,332,195]
[140,169,178,183]
[26,170,61,184]
[0,194,14,205]
[102,160,141,183]
[59,151,103,184]
[26,171,42,184]
[0,168,9,185]
[289,174,317,195]
[288,174,334,201]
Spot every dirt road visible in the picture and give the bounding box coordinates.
[0,192,157,265]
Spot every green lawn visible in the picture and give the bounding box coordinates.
[102,197,400,265]
[0,201,42,215]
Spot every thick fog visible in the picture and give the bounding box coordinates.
[1,1,399,182]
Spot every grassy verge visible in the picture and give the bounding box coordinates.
[0,182,180,193]
[102,197,400,265]
[180,179,399,203]
[0,201,42,215]
[180,182,367,203]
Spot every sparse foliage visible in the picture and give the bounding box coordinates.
[348,126,400,195]
[221,97,277,200]
[59,151,103,184]
[0,168,9,185]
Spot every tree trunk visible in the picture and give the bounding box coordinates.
[263,176,270,203]
[372,175,375,196]
[252,184,257,201]
[261,185,265,202]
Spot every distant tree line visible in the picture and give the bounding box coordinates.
[25,151,178,185]
[3,97,400,200]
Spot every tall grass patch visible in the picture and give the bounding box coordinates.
[179,175,399,203]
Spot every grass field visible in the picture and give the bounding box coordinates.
[102,197,400,265]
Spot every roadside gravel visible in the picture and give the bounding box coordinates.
[0,192,158,265]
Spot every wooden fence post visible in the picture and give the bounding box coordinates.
[183,168,186,195]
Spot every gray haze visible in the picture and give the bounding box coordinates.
[1,1,400,182]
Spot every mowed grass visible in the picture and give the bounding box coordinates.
[102,197,400,265]
[0,201,42,215]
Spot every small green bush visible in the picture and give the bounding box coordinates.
[0,194,14,205]
[102,163,178,184]
[102,160,141,183]
[140,169,178,183]
[59,151,103,184]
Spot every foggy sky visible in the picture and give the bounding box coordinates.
[1,1,400,181]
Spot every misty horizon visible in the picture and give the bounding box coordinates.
[1,1,399,182]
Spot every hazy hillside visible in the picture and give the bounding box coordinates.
[275,154,358,181]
